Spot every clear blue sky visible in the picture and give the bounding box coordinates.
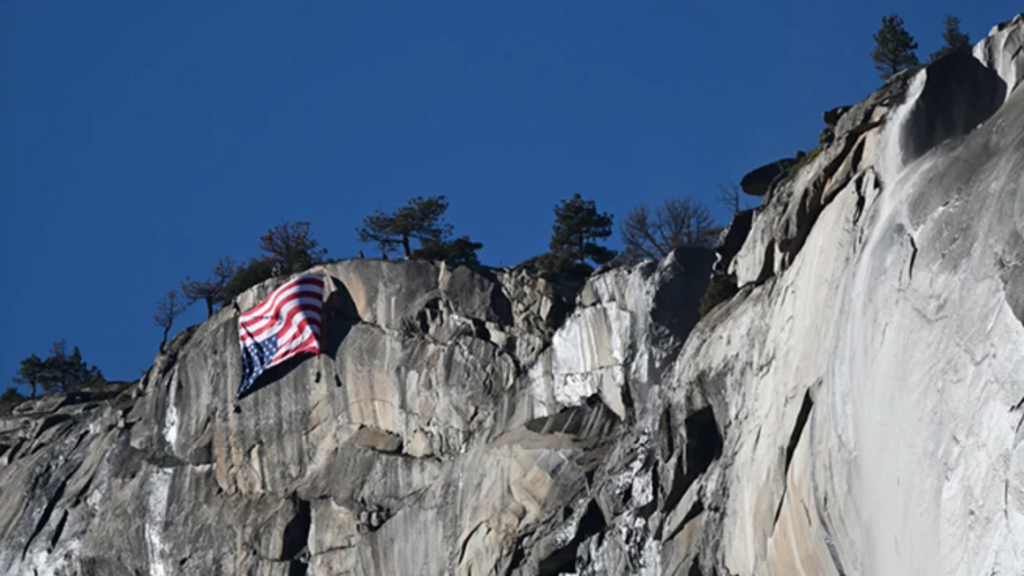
[2,1,1019,387]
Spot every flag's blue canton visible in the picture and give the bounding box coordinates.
[239,335,278,398]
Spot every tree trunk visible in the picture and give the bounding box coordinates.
[205,297,214,319]
[402,235,411,259]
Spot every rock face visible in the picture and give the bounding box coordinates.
[739,158,798,197]
[2,13,1024,576]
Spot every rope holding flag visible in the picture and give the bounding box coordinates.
[236,274,325,398]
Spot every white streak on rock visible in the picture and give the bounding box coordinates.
[145,467,173,576]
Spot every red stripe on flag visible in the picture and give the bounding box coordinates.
[238,275,325,360]
[240,302,323,343]
[239,275,324,326]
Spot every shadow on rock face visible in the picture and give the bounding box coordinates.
[324,275,359,326]
[234,278,359,401]
[236,353,314,400]
[900,52,1007,166]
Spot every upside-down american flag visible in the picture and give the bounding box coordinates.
[237,274,324,398]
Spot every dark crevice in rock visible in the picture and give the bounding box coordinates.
[505,542,526,575]
[1012,396,1024,412]
[281,497,312,561]
[664,406,723,514]
[659,407,675,460]
[68,430,90,455]
[537,500,606,575]
[785,392,814,475]
[773,390,814,529]
[664,498,705,543]
[853,174,868,222]
[663,455,687,514]
[22,475,70,558]
[470,317,492,341]
[288,561,309,576]
[688,555,717,576]
[849,136,867,174]
[620,379,635,418]
[48,510,68,550]
[712,210,754,278]
[638,464,659,519]
[756,237,776,285]
[33,415,72,440]
[680,499,705,530]
[8,439,26,461]
[908,235,918,280]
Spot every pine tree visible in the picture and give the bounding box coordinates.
[549,193,616,269]
[38,340,101,393]
[14,342,103,396]
[11,354,45,398]
[182,256,238,318]
[871,14,920,80]
[930,15,971,62]
[411,236,483,267]
[357,196,453,259]
[155,289,187,350]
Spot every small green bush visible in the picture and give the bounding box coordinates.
[519,252,594,278]
[217,258,277,306]
[0,387,26,415]
[699,274,739,317]
[787,146,823,179]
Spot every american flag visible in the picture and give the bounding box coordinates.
[237,274,324,398]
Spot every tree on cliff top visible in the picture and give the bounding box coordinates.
[155,289,187,350]
[357,195,452,259]
[357,195,484,265]
[620,196,718,262]
[548,193,616,269]
[411,236,484,267]
[10,342,103,398]
[871,14,920,79]
[930,15,971,62]
[218,221,328,305]
[39,340,103,393]
[181,256,237,318]
[259,221,327,273]
[11,354,45,398]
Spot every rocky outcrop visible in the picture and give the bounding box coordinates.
[822,105,852,127]
[2,13,1024,576]
[739,158,798,197]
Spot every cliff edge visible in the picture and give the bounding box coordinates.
[1,14,1023,576]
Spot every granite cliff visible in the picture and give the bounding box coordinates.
[2,14,1023,576]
